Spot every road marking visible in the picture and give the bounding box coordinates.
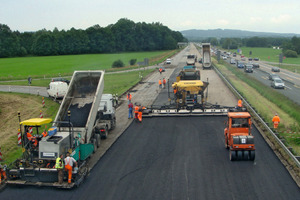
[294,84,300,89]
[262,76,268,80]
[285,86,292,90]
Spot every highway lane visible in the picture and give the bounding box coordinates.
[226,59,300,105]
[2,117,299,200]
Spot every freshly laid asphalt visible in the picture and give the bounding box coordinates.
[1,116,299,200]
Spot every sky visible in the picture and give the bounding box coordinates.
[1,0,300,34]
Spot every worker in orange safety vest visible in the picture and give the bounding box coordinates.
[27,132,38,147]
[159,68,162,74]
[163,78,166,88]
[158,79,162,89]
[272,114,280,129]
[134,104,140,119]
[42,130,48,137]
[237,99,243,108]
[137,106,146,122]
[0,164,7,184]
[64,153,78,184]
[127,93,132,104]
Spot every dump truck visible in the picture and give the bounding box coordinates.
[202,43,211,69]
[224,108,255,161]
[177,66,200,81]
[186,54,196,65]
[7,70,112,188]
[172,80,209,109]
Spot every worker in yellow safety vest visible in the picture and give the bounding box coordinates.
[272,114,280,129]
[55,154,64,184]
[0,164,7,184]
[64,153,77,184]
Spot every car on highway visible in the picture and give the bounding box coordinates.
[268,73,280,80]
[254,57,259,61]
[165,58,171,64]
[248,57,253,61]
[271,78,285,89]
[244,64,253,73]
[222,56,227,60]
[230,59,236,64]
[233,53,237,57]
[237,61,245,68]
[271,67,280,72]
[159,66,165,72]
[252,63,260,68]
[241,57,246,61]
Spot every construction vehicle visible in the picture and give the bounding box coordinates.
[224,108,255,161]
[172,80,209,110]
[177,66,200,81]
[186,54,196,65]
[7,70,116,188]
[47,81,68,99]
[202,43,211,69]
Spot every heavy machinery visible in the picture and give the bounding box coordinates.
[186,54,196,65]
[177,66,200,81]
[7,70,116,188]
[202,43,212,69]
[224,108,255,161]
[172,80,209,110]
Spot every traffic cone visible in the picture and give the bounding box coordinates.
[40,110,43,118]
[0,147,3,161]
[42,97,45,107]
[18,129,22,145]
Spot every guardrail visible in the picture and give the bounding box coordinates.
[213,63,300,168]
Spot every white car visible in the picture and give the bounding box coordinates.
[47,81,68,99]
[271,78,285,89]
[165,58,171,64]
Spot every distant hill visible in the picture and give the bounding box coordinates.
[181,29,300,40]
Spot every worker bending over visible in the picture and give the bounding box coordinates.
[237,99,243,108]
[134,104,140,119]
[272,114,280,129]
[0,164,7,184]
[137,106,146,123]
[64,153,78,184]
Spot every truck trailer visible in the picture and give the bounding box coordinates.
[7,70,115,188]
[202,43,212,69]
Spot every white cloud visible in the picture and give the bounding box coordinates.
[250,17,262,24]
[216,19,230,26]
[271,14,292,24]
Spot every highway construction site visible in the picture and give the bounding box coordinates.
[0,44,299,199]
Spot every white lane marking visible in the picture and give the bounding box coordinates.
[285,86,292,90]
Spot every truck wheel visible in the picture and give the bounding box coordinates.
[243,150,249,160]
[101,128,108,139]
[111,118,116,130]
[225,137,229,149]
[96,134,101,148]
[249,150,255,161]
[229,150,236,161]
[237,151,243,160]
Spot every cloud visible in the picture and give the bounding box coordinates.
[250,17,262,24]
[271,14,292,24]
[216,19,229,26]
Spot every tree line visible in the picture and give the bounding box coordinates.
[201,36,300,57]
[0,18,185,58]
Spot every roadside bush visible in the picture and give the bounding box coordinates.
[284,50,298,58]
[112,59,125,68]
[129,59,137,65]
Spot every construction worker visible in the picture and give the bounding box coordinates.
[134,103,140,119]
[55,154,64,184]
[159,68,162,74]
[127,93,132,104]
[272,113,281,129]
[64,153,77,184]
[138,106,146,122]
[163,78,166,88]
[238,99,243,108]
[128,102,133,119]
[158,79,162,89]
[42,130,48,137]
[26,131,38,147]
[0,164,7,184]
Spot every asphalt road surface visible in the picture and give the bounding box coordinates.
[1,116,299,200]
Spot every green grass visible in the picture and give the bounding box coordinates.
[0,50,175,80]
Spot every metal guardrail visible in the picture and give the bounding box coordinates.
[213,64,300,168]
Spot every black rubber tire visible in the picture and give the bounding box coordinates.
[230,150,236,161]
[249,150,255,161]
[237,151,243,160]
[101,128,108,139]
[225,137,229,149]
[96,134,101,148]
[243,150,249,160]
[111,118,116,130]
